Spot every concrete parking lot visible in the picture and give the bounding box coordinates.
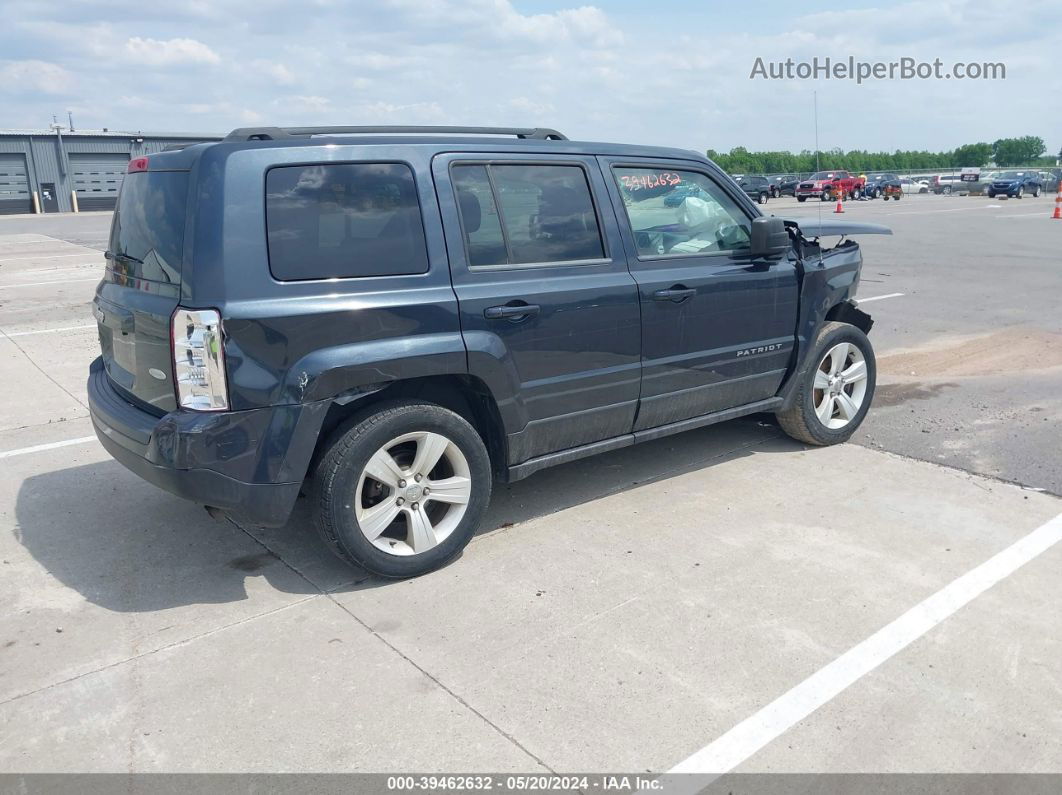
[0,197,1060,776]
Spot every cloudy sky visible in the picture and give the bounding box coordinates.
[2,0,1060,155]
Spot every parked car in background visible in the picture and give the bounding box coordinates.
[986,171,1042,198]
[1037,170,1060,193]
[774,175,802,197]
[795,171,866,202]
[735,175,771,204]
[931,174,965,194]
[899,177,929,195]
[863,173,901,199]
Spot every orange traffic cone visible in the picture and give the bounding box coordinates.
[833,186,845,214]
[1053,188,1061,219]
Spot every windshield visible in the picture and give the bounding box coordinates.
[997,171,1023,180]
[809,172,837,180]
[109,171,189,284]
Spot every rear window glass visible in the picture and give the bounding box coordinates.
[266,162,428,281]
[452,163,604,267]
[109,171,189,284]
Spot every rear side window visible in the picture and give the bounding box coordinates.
[109,171,189,284]
[452,163,605,267]
[265,162,428,281]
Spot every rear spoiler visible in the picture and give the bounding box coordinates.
[783,218,893,238]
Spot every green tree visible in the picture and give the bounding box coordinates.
[992,136,1046,166]
[951,142,992,167]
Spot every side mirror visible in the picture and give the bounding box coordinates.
[749,216,790,258]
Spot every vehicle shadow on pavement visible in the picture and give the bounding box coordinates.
[14,417,799,610]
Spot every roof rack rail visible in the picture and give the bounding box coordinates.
[223,125,568,142]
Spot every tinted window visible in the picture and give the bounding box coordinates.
[451,166,507,267]
[266,163,428,281]
[109,171,189,284]
[452,164,605,266]
[614,167,751,257]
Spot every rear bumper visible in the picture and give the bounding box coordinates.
[87,357,329,527]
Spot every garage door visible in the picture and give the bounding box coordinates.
[0,154,32,215]
[71,153,129,211]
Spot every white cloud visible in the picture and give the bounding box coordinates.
[124,37,220,66]
[252,60,295,85]
[0,60,73,95]
[0,0,1057,154]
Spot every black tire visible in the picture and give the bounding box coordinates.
[943,186,952,195]
[1017,186,1024,199]
[775,321,876,446]
[821,190,831,202]
[758,192,768,205]
[986,191,994,199]
[1033,186,1041,197]
[311,400,492,578]
[797,196,807,203]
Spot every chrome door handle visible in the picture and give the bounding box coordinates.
[652,287,696,302]
[484,303,540,320]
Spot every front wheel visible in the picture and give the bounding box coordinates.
[1033,186,1041,197]
[1017,186,1024,199]
[943,186,952,195]
[758,192,768,205]
[797,196,807,202]
[312,401,492,577]
[775,321,876,446]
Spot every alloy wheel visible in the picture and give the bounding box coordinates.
[812,342,869,429]
[355,431,472,556]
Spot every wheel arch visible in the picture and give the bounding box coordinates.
[309,374,508,481]
[825,300,874,335]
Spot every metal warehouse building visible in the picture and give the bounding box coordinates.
[0,129,220,215]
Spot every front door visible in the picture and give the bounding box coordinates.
[600,158,800,431]
[433,153,641,463]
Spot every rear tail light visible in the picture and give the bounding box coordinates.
[171,308,229,411]
[128,157,149,173]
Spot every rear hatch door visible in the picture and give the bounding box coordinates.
[94,168,189,414]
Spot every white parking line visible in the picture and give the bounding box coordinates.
[0,436,98,459]
[3,324,96,337]
[0,253,96,263]
[667,510,1062,780]
[0,278,99,289]
[855,292,904,304]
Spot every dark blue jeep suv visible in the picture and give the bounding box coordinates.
[88,125,887,576]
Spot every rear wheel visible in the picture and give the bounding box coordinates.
[312,401,492,577]
[943,186,952,195]
[776,321,876,446]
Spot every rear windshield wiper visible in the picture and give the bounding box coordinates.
[104,250,144,265]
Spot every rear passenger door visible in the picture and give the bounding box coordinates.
[600,158,800,430]
[433,154,641,464]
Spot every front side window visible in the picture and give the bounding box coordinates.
[614,167,751,257]
[266,162,428,281]
[452,163,605,267]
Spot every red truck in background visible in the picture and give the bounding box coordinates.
[795,170,866,202]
